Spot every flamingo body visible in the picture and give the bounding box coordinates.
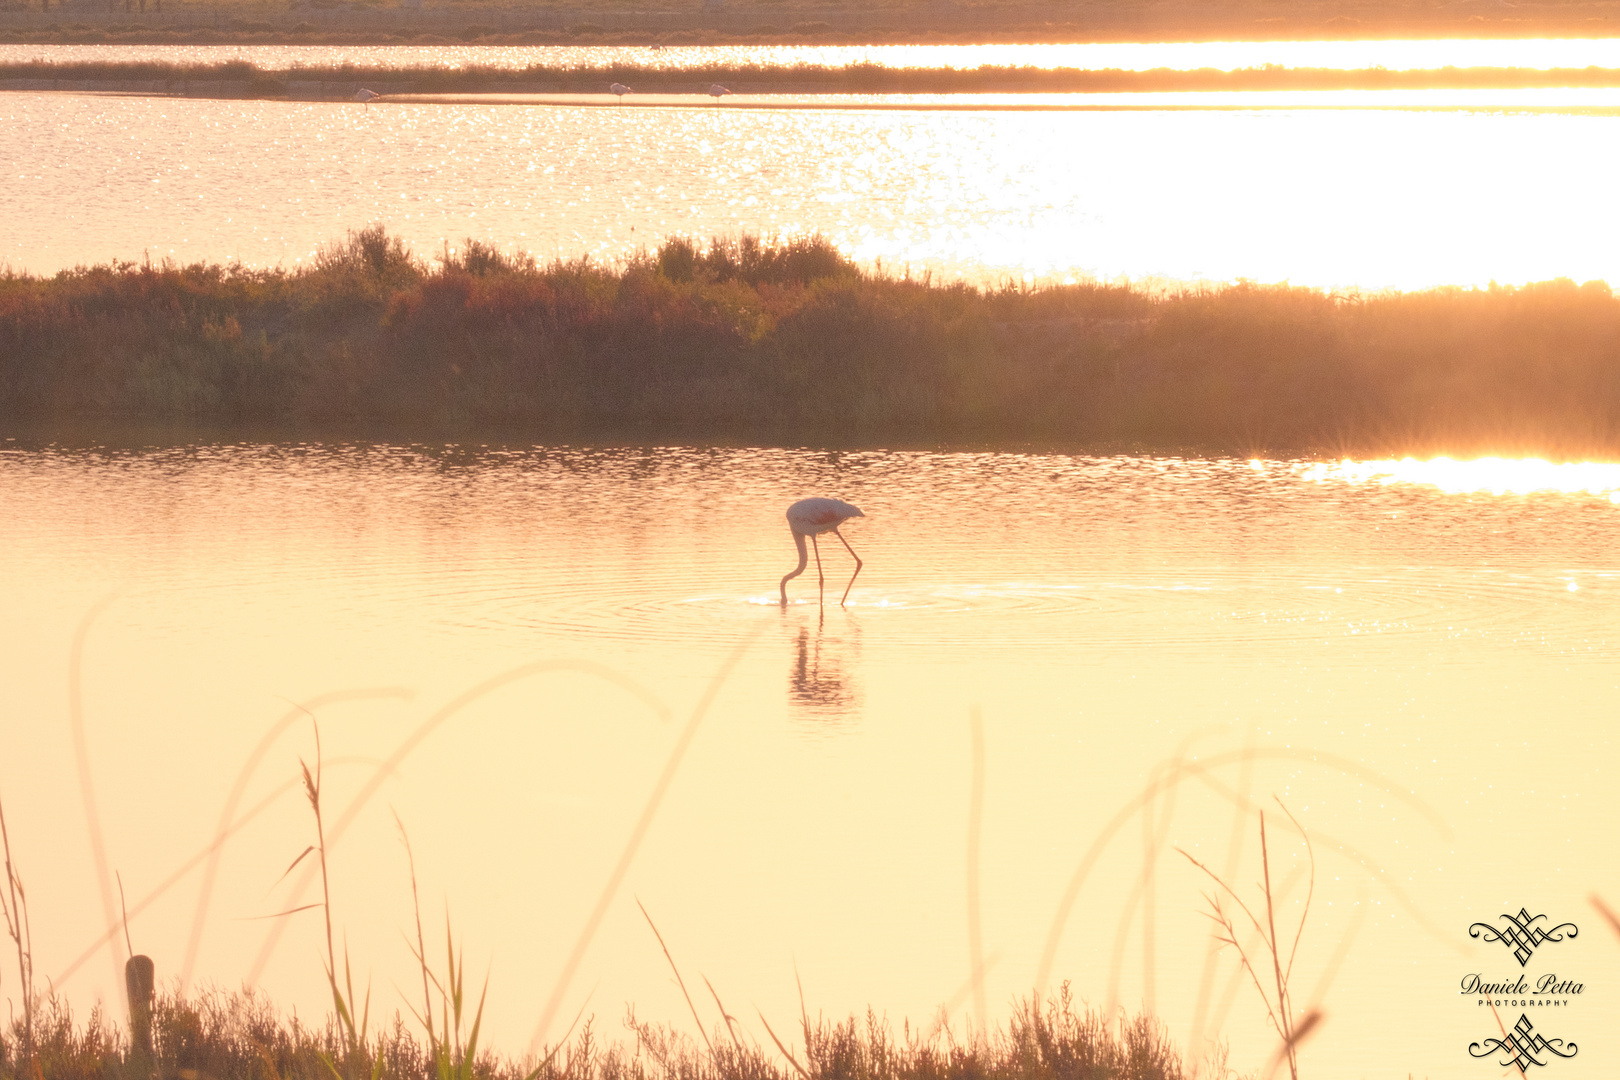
[781,498,864,606]
[354,88,380,104]
[708,83,732,101]
[610,82,631,102]
[787,497,862,536]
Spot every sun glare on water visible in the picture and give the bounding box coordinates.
[1300,456,1620,498]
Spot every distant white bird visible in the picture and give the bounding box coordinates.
[708,83,731,103]
[780,497,864,607]
[650,43,665,51]
[354,88,380,106]
[610,82,630,103]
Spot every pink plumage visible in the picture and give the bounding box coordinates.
[781,498,865,606]
[787,497,863,534]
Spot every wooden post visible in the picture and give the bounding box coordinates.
[126,954,156,1080]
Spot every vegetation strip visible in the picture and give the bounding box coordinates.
[3,227,1618,454]
[10,59,1620,97]
[0,981,1194,1080]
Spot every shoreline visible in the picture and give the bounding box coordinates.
[12,60,1620,99]
[4,7,1620,47]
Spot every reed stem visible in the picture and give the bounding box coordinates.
[0,791,35,1071]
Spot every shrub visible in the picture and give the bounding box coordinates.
[5,227,1619,454]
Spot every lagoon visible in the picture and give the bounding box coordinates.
[7,30,1620,1078]
[8,88,1620,287]
[2,443,1618,1079]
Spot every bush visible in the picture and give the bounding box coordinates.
[5,227,1619,454]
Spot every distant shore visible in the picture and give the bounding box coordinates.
[4,0,1620,47]
[5,228,1618,456]
[11,58,1620,99]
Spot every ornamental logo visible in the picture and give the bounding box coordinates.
[1468,909,1579,967]
[1469,1013,1578,1070]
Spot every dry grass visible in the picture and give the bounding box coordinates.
[1,979,1193,1080]
[1,794,39,1080]
[4,740,1193,1080]
[1178,804,1320,1080]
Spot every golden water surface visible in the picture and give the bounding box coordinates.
[7,88,1620,287]
[2,444,1617,1078]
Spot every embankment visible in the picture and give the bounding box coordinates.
[12,58,1620,98]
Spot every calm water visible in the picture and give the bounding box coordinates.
[2,444,1618,1078]
[10,38,1620,70]
[7,35,1620,1074]
[8,89,1620,286]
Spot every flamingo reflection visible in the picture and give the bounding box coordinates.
[788,621,859,717]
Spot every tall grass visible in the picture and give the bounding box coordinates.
[4,733,1198,1080]
[6,226,1618,454]
[3,981,1193,1080]
[1179,805,1320,1080]
[1,793,38,1080]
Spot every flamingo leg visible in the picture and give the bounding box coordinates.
[833,527,863,607]
[812,533,825,605]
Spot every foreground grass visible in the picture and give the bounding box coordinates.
[0,686,1215,1080]
[0,982,1195,1080]
[4,227,1619,454]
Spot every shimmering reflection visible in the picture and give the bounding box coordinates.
[9,93,1620,287]
[393,87,1620,109]
[785,610,862,722]
[12,38,1620,71]
[1303,455,1620,497]
[4,444,1620,1080]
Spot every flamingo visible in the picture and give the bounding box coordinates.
[610,82,631,103]
[780,497,864,607]
[354,88,380,107]
[708,83,731,103]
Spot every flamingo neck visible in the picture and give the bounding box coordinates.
[780,531,809,603]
